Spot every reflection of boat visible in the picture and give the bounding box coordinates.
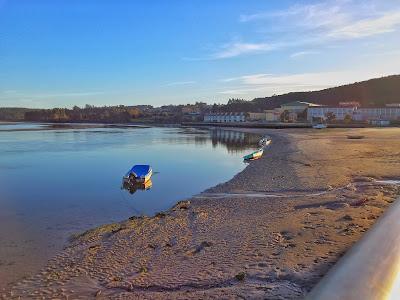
[243,148,264,161]
[123,165,152,183]
[122,179,153,194]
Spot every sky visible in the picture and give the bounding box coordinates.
[1,0,400,108]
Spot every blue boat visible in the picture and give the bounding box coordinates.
[123,165,153,183]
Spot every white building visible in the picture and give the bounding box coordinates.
[307,107,357,121]
[307,106,400,122]
[204,112,246,123]
[354,108,400,121]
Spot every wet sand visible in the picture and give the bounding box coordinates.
[2,128,400,299]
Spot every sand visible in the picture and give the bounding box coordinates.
[2,128,400,299]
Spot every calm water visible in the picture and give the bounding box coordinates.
[0,123,259,285]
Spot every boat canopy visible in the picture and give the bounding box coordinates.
[126,165,151,178]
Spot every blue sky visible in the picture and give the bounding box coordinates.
[1,0,400,108]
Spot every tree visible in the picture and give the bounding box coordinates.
[127,108,142,119]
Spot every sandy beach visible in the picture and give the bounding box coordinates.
[2,127,400,299]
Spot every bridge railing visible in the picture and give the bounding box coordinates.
[307,198,400,299]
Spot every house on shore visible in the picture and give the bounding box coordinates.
[204,112,246,123]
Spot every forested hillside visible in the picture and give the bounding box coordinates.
[217,75,400,112]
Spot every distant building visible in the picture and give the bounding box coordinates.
[339,101,361,108]
[308,106,400,123]
[204,112,246,123]
[264,109,282,122]
[308,107,357,121]
[354,108,400,122]
[386,103,400,108]
[369,119,391,126]
[279,101,321,122]
[247,112,266,121]
[280,101,321,113]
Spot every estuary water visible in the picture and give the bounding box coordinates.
[0,123,259,288]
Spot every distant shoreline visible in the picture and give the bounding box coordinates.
[4,120,395,130]
[182,121,373,129]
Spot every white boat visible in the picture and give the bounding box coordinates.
[312,123,327,129]
[259,137,272,147]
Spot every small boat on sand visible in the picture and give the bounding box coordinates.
[123,165,153,183]
[259,137,272,147]
[312,123,327,129]
[243,148,264,161]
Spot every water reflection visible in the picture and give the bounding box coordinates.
[122,179,153,195]
[164,128,259,153]
[210,128,260,153]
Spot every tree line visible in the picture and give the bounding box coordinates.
[24,105,143,123]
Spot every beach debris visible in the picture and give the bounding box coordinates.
[110,275,122,282]
[176,200,190,210]
[186,241,212,256]
[347,135,365,139]
[148,243,158,249]
[193,241,212,254]
[155,212,167,218]
[351,198,369,207]
[340,214,354,221]
[165,237,177,248]
[280,230,295,240]
[235,272,246,281]
[95,290,102,297]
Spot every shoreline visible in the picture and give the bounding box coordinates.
[3,127,400,299]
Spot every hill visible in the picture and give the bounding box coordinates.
[220,75,400,112]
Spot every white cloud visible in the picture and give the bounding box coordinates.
[290,50,320,58]
[163,81,196,87]
[328,11,400,39]
[223,72,353,87]
[212,42,276,59]
[221,73,273,83]
[216,1,400,59]
[240,1,350,29]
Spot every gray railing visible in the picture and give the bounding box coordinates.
[307,198,400,300]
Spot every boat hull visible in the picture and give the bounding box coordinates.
[243,149,264,161]
[312,124,327,129]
